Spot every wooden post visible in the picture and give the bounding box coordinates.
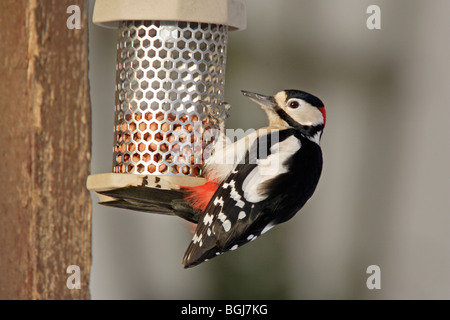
[0,0,91,299]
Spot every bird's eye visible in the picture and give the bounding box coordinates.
[288,101,300,109]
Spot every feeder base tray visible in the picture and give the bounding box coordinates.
[87,173,205,219]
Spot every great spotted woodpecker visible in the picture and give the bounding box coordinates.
[181,89,325,267]
[99,89,325,268]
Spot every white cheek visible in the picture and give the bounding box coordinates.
[311,131,321,145]
[293,105,323,126]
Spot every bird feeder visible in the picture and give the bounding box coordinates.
[87,0,246,209]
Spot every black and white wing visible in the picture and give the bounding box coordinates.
[182,129,304,268]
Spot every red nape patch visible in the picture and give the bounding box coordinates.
[318,106,326,126]
[180,181,219,212]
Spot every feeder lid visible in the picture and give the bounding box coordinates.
[93,0,246,31]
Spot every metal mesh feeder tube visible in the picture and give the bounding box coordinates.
[114,20,228,176]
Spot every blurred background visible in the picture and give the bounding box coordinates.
[88,0,450,299]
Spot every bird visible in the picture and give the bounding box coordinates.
[98,89,326,268]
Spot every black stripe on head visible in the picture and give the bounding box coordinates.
[284,89,324,108]
[273,105,324,139]
[273,106,299,129]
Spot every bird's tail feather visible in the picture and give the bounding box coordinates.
[98,186,202,223]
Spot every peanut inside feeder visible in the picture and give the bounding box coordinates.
[113,110,217,176]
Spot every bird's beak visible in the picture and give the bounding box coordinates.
[241,90,276,109]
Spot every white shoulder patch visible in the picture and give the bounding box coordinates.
[242,135,301,203]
